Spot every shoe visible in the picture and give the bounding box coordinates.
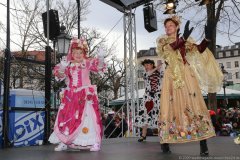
[138,136,146,142]
[90,143,100,152]
[200,151,209,156]
[54,143,67,151]
[161,143,171,154]
[200,140,209,156]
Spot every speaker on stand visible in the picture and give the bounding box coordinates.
[42,9,61,143]
[143,4,158,32]
[42,9,60,41]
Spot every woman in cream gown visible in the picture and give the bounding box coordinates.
[156,16,223,156]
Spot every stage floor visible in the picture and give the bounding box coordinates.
[0,137,239,160]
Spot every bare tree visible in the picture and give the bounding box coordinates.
[91,55,125,100]
[107,57,125,99]
[186,0,240,113]
[0,0,126,108]
[156,0,240,113]
[0,21,5,51]
[56,0,90,36]
[0,0,91,89]
[156,0,240,52]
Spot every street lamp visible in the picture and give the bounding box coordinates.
[54,24,71,114]
[57,23,71,58]
[221,65,228,108]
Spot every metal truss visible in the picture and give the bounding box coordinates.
[123,9,139,137]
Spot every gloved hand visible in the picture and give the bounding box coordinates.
[59,56,69,73]
[183,20,194,40]
[176,28,181,38]
[60,56,69,68]
[170,21,193,50]
[205,21,214,41]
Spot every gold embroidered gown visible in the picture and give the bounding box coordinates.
[156,35,223,143]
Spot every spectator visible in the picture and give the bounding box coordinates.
[104,111,117,138]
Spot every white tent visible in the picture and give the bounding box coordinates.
[201,88,240,96]
[110,88,240,106]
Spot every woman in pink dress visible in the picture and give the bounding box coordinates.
[49,37,105,151]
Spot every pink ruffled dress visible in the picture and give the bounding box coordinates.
[49,58,104,148]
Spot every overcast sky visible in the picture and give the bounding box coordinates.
[82,0,163,58]
[1,0,239,59]
[82,0,240,58]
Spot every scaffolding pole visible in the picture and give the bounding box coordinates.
[124,9,139,137]
[3,0,11,148]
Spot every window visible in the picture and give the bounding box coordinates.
[228,73,232,79]
[235,61,239,68]
[38,66,45,72]
[138,81,144,89]
[25,79,33,84]
[236,72,240,79]
[27,68,34,74]
[15,78,20,85]
[226,62,231,68]
[27,55,35,60]
[234,50,238,56]
[138,70,144,78]
[218,52,223,58]
[149,49,155,56]
[219,63,223,68]
[225,51,231,57]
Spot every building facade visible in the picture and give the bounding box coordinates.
[216,42,240,84]
[0,50,49,90]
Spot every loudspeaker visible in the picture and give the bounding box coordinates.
[42,10,60,41]
[143,5,158,32]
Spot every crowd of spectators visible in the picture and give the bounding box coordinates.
[102,111,128,138]
[101,107,240,138]
[211,107,240,137]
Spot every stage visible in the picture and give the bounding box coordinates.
[0,137,239,160]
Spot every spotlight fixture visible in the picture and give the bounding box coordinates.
[195,0,211,6]
[163,0,178,14]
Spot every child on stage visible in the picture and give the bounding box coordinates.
[49,37,105,152]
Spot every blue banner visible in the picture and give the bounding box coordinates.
[9,95,45,108]
[0,110,2,148]
[8,111,45,147]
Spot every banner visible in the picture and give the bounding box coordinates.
[8,111,45,147]
[9,95,45,108]
[0,89,46,148]
[0,110,2,148]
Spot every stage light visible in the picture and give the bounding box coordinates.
[166,2,174,9]
[163,0,178,14]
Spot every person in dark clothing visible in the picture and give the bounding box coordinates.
[104,111,117,138]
